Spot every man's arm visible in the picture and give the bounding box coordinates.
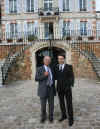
[35,67,48,81]
[53,64,59,80]
[69,65,75,87]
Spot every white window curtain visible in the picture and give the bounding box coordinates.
[9,0,17,13]
[63,0,69,11]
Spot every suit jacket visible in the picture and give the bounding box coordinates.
[54,64,75,93]
[35,65,56,98]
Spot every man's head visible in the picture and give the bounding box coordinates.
[58,54,65,64]
[43,56,51,66]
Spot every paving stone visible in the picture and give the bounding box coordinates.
[0,79,100,129]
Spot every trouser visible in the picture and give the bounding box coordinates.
[40,87,54,119]
[58,88,73,121]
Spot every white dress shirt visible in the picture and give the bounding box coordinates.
[44,65,53,80]
[59,64,65,71]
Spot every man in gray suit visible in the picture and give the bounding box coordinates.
[35,56,56,123]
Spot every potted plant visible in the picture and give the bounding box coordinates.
[77,36,82,40]
[88,36,94,40]
[28,35,37,41]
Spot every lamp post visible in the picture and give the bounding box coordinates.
[49,34,53,58]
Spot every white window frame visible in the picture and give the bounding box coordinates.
[44,0,53,11]
[63,21,70,36]
[80,21,87,35]
[27,22,34,34]
[10,23,18,38]
[80,0,87,11]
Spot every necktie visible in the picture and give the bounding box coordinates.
[47,67,53,87]
[59,65,62,71]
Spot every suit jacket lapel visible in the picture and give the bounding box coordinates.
[62,64,67,72]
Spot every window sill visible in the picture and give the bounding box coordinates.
[7,13,21,15]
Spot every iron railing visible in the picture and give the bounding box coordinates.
[38,7,59,16]
[0,29,100,43]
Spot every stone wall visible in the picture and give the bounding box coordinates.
[0,42,100,85]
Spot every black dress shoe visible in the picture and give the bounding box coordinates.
[59,116,67,122]
[69,120,74,127]
[40,118,46,123]
[49,118,54,123]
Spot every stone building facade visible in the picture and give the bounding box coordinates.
[0,0,100,85]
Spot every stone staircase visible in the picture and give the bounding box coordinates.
[71,41,100,81]
[1,42,33,85]
[0,59,5,87]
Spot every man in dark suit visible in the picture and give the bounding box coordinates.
[35,56,56,123]
[54,54,74,127]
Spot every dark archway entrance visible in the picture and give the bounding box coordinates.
[36,47,65,67]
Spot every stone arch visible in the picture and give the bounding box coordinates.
[30,41,72,80]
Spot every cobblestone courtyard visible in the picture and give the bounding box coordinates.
[0,79,100,129]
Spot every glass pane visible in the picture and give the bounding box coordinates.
[31,0,34,12]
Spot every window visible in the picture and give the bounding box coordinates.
[63,21,70,36]
[80,0,86,11]
[27,0,34,12]
[9,0,17,13]
[44,0,53,11]
[27,22,35,35]
[63,0,69,11]
[80,21,87,35]
[44,23,53,39]
[10,23,17,37]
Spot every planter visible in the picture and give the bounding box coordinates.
[88,36,94,40]
[28,35,37,41]
[7,39,13,43]
[17,38,23,42]
[77,36,82,40]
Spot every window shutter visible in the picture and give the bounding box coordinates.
[59,19,63,38]
[23,0,27,12]
[34,0,38,12]
[17,0,22,13]
[5,0,9,14]
[59,0,63,12]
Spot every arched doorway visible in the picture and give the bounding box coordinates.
[36,47,66,67]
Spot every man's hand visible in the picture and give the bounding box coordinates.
[44,72,49,76]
